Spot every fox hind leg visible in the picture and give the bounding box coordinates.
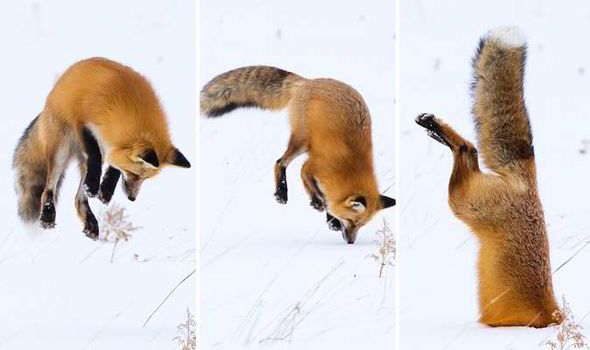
[274,135,305,204]
[416,113,485,213]
[75,154,99,240]
[415,113,479,168]
[39,145,69,229]
[415,113,454,149]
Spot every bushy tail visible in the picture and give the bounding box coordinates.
[472,26,534,174]
[200,66,306,117]
[13,116,46,223]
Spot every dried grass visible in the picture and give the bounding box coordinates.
[368,218,396,278]
[174,308,196,350]
[544,296,588,350]
[99,203,139,262]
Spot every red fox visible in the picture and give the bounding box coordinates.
[416,27,562,327]
[201,66,395,243]
[13,57,191,240]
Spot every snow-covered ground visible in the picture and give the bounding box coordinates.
[0,1,195,349]
[200,1,396,348]
[400,1,590,348]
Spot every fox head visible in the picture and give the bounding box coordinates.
[109,144,191,201]
[329,193,396,244]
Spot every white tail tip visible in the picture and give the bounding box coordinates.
[488,26,527,48]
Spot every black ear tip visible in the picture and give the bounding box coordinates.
[173,148,191,168]
[380,195,396,209]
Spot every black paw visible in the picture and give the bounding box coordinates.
[274,188,288,204]
[415,113,452,148]
[415,113,436,128]
[40,200,56,229]
[97,190,112,205]
[275,165,288,204]
[310,196,325,212]
[327,213,342,231]
[83,212,99,241]
[98,166,121,205]
[40,219,56,229]
[84,176,100,198]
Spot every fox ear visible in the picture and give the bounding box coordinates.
[138,149,160,168]
[346,195,367,213]
[130,148,159,168]
[169,148,191,168]
[380,195,396,209]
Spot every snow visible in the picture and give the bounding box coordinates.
[401,0,590,348]
[200,0,396,349]
[0,1,195,349]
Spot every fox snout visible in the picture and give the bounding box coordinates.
[342,225,360,244]
[122,173,144,201]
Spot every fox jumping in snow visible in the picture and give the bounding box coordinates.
[201,66,395,244]
[416,27,562,327]
[13,58,191,240]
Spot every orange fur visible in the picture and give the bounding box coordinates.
[201,66,395,243]
[416,28,561,327]
[13,57,190,239]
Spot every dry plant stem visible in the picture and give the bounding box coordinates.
[110,240,118,263]
[545,296,588,350]
[144,269,196,327]
[99,203,139,263]
[553,241,590,275]
[369,218,395,278]
[174,308,196,350]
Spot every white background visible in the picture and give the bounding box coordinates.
[200,0,396,349]
[0,1,196,349]
[400,0,590,348]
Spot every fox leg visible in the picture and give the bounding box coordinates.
[274,135,305,204]
[98,166,121,205]
[39,145,69,229]
[416,113,481,191]
[300,160,342,231]
[80,127,102,197]
[301,160,324,211]
[326,213,343,231]
[75,154,99,240]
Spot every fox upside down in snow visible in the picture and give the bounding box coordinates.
[416,27,562,327]
[13,58,191,240]
[201,66,395,243]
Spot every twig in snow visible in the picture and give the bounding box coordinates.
[143,269,196,327]
[543,296,588,350]
[99,203,139,263]
[368,218,396,277]
[173,308,196,350]
[553,241,590,275]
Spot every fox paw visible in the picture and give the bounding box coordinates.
[274,179,288,204]
[327,213,342,231]
[40,201,56,229]
[83,214,99,241]
[84,181,99,198]
[274,190,288,204]
[40,219,56,229]
[98,167,121,205]
[310,196,325,212]
[415,113,451,148]
[97,188,113,205]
